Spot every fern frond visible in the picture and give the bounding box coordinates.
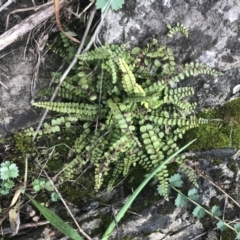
[140,124,164,165]
[108,100,135,133]
[144,80,166,94]
[77,44,126,61]
[119,58,145,97]
[167,22,189,38]
[19,116,78,137]
[176,156,198,187]
[108,161,124,190]
[156,165,170,200]
[32,102,102,119]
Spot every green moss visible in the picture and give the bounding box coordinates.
[184,98,240,150]
[13,133,35,154]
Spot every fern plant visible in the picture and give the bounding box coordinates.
[29,28,222,199]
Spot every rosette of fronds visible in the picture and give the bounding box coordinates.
[32,37,222,199]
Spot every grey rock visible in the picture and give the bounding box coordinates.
[102,0,240,110]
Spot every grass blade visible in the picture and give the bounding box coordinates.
[26,194,83,240]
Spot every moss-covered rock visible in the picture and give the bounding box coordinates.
[184,98,240,150]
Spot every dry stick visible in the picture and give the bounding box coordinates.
[23,31,32,59]
[0,221,49,235]
[0,0,66,51]
[35,158,92,240]
[5,1,53,31]
[75,1,94,19]
[31,34,49,99]
[199,172,240,208]
[83,11,106,53]
[32,6,97,141]
[0,0,15,12]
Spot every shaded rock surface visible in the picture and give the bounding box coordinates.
[0,0,58,137]
[102,0,240,110]
[0,42,50,137]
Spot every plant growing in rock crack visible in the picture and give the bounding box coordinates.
[15,23,222,200]
[158,173,240,240]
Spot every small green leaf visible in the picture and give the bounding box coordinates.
[158,132,164,138]
[44,181,55,192]
[131,47,141,55]
[0,188,9,195]
[78,72,85,77]
[169,173,183,188]
[179,73,185,80]
[51,192,60,202]
[32,179,46,192]
[175,193,187,207]
[26,194,83,240]
[211,205,221,217]
[217,220,227,231]
[65,122,71,128]
[188,188,199,201]
[192,206,205,219]
[4,179,14,189]
[144,58,150,65]
[90,95,97,101]
[111,0,125,11]
[0,162,19,180]
[96,0,124,11]
[234,223,240,232]
[154,59,161,67]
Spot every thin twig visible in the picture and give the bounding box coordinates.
[23,31,32,59]
[31,34,49,99]
[32,6,97,141]
[76,1,94,19]
[5,1,53,31]
[0,0,15,13]
[0,47,21,59]
[0,1,67,51]
[200,172,240,208]
[0,220,49,235]
[83,11,105,53]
